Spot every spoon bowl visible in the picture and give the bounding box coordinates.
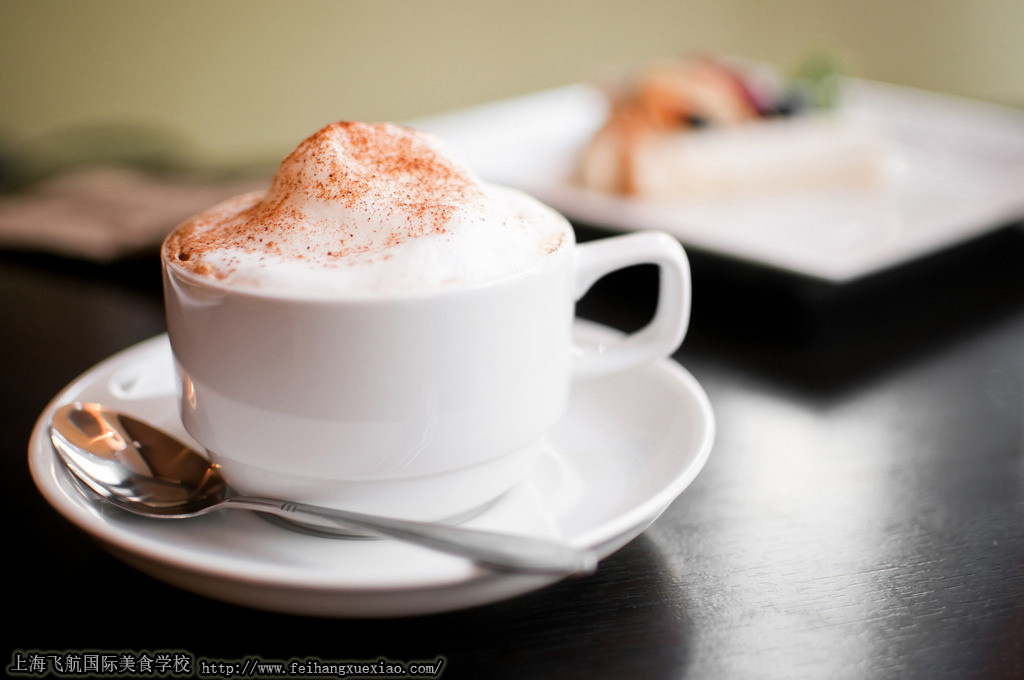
[50,402,598,577]
[51,404,228,516]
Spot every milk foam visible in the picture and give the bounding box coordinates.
[164,122,572,297]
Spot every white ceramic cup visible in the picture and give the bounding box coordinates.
[162,230,691,521]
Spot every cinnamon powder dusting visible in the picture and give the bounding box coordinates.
[164,122,483,275]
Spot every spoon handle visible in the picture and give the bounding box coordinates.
[222,496,598,577]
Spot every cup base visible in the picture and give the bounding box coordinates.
[210,438,546,523]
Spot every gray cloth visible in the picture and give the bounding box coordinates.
[0,165,267,261]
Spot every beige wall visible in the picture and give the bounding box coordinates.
[2,0,1022,170]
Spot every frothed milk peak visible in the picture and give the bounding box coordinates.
[164,121,572,297]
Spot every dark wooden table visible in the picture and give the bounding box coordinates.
[4,223,1024,679]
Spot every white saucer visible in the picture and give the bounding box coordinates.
[28,320,714,617]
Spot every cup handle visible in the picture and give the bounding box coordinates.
[572,231,691,377]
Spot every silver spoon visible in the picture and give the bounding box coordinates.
[49,401,597,577]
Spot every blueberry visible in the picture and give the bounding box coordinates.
[774,89,806,117]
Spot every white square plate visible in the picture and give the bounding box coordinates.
[413,80,1024,282]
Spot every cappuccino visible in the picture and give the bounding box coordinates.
[164,121,572,298]
[161,119,691,520]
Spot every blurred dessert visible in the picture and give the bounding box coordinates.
[576,54,891,199]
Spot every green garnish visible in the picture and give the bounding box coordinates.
[793,52,844,111]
